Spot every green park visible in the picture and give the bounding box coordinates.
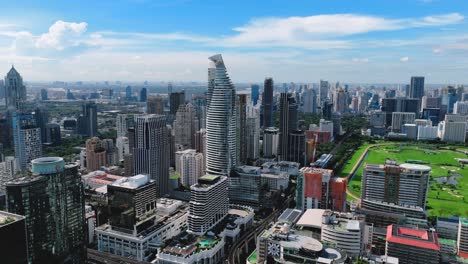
[340,142,468,217]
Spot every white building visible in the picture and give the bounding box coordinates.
[188,175,229,235]
[417,125,438,140]
[319,119,334,135]
[321,213,363,257]
[402,124,417,139]
[206,54,237,176]
[179,150,204,187]
[263,127,279,158]
[116,136,129,162]
[116,114,129,138]
[391,112,415,132]
[439,121,467,143]
[454,101,468,115]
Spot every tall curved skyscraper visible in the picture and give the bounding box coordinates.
[206,54,237,176]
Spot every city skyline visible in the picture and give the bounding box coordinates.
[0,0,466,83]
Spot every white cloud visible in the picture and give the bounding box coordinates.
[220,13,464,48]
[400,56,409,62]
[35,20,88,50]
[352,58,369,63]
[433,48,443,53]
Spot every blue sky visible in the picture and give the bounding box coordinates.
[0,0,467,83]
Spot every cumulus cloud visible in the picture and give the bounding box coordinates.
[400,56,409,62]
[35,20,88,50]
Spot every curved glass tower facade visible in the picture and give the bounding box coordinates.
[206,54,237,176]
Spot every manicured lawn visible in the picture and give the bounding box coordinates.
[344,143,468,217]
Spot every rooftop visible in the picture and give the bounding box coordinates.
[111,174,151,189]
[0,211,24,226]
[386,225,440,251]
[296,209,326,229]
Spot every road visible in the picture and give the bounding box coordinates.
[227,196,292,264]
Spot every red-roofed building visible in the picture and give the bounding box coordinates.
[386,225,440,264]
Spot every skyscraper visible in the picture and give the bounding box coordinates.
[13,112,42,171]
[116,114,130,138]
[251,84,260,105]
[333,88,349,114]
[262,78,274,128]
[263,127,279,158]
[6,157,86,264]
[246,103,260,161]
[133,114,170,196]
[237,93,248,164]
[173,103,199,149]
[278,93,298,161]
[140,87,147,102]
[40,88,48,101]
[4,66,26,111]
[78,101,98,137]
[410,76,425,100]
[0,211,28,264]
[319,80,329,104]
[33,107,49,143]
[169,91,186,116]
[205,54,237,176]
[147,96,165,114]
[125,85,132,100]
[44,123,61,145]
[302,88,317,113]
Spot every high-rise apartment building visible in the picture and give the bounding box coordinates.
[6,157,86,264]
[333,88,349,114]
[133,114,170,196]
[302,88,317,113]
[4,66,26,111]
[362,161,430,218]
[0,156,17,192]
[205,54,237,176]
[278,93,298,161]
[174,103,198,149]
[13,112,42,171]
[116,114,131,138]
[381,97,420,127]
[179,150,204,187]
[188,175,229,235]
[262,78,274,128]
[85,137,107,171]
[147,96,165,114]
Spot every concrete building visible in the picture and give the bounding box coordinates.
[78,101,98,137]
[86,137,107,171]
[174,103,198,149]
[12,112,42,171]
[391,112,416,132]
[179,150,204,187]
[402,123,417,139]
[362,161,430,219]
[278,92,298,161]
[333,88,349,114]
[409,76,425,100]
[454,101,468,115]
[302,88,317,113]
[169,91,185,116]
[206,54,238,176]
[439,120,467,143]
[188,175,229,235]
[296,168,347,212]
[246,103,260,161]
[6,157,86,264]
[263,127,279,158]
[116,114,130,138]
[116,136,130,162]
[417,125,438,141]
[321,211,363,257]
[386,225,440,264]
[458,218,468,259]
[97,198,188,261]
